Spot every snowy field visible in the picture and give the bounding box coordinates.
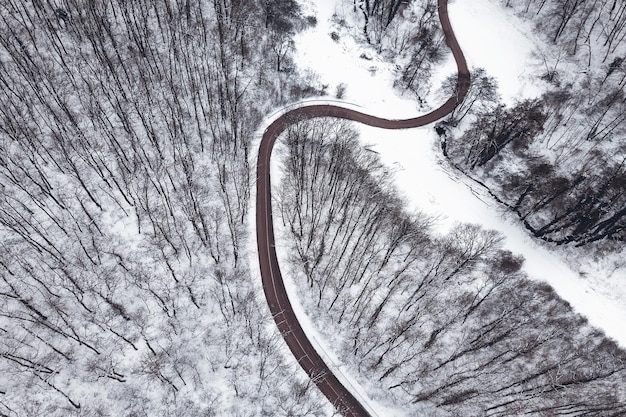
[288,0,626,351]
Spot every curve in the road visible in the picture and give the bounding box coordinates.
[255,1,470,416]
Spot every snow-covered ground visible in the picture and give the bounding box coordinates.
[252,0,626,414]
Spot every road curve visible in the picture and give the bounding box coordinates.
[255,1,469,415]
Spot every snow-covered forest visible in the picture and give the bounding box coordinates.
[277,118,626,415]
[0,0,331,415]
[442,0,626,248]
[345,0,625,249]
[276,0,626,414]
[2,0,625,415]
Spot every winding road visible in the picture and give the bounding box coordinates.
[255,0,470,415]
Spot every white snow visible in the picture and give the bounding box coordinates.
[446,0,544,104]
[293,0,424,118]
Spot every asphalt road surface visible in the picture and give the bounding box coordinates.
[255,0,470,415]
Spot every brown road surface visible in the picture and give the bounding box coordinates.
[255,0,469,415]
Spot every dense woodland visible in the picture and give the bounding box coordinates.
[0,0,330,415]
[278,118,626,416]
[2,0,625,415]
[441,0,626,248]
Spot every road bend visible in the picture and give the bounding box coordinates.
[255,0,469,415]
